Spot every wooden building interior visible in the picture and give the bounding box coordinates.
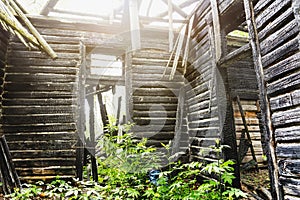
[0,0,300,199]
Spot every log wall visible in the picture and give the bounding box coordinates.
[255,0,300,198]
[0,27,9,126]
[186,1,221,161]
[126,49,184,147]
[0,16,171,181]
[3,24,81,181]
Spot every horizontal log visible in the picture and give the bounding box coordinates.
[133,81,183,89]
[260,19,299,56]
[132,74,183,81]
[2,91,76,99]
[2,98,76,106]
[278,159,300,178]
[10,149,76,159]
[280,177,300,197]
[133,110,176,118]
[255,0,291,30]
[270,93,293,111]
[276,143,300,158]
[1,114,75,125]
[5,65,78,75]
[2,106,76,115]
[264,52,300,82]
[258,7,293,40]
[5,132,77,141]
[133,87,179,96]
[132,118,176,125]
[275,126,300,142]
[5,74,77,83]
[262,37,298,68]
[8,50,80,60]
[7,57,79,66]
[7,140,77,151]
[13,158,76,167]
[133,103,177,111]
[2,123,76,133]
[267,66,300,97]
[3,82,77,92]
[16,166,76,176]
[133,124,175,132]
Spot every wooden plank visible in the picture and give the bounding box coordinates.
[129,0,141,51]
[260,19,299,56]
[258,7,293,40]
[275,125,300,142]
[255,0,291,30]
[210,0,222,61]
[40,0,59,15]
[1,114,75,125]
[264,52,300,82]
[267,69,300,97]
[280,177,300,197]
[272,107,300,127]
[5,132,77,141]
[262,38,298,67]
[277,143,300,159]
[278,159,300,178]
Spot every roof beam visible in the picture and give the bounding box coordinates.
[40,0,59,16]
[159,0,190,18]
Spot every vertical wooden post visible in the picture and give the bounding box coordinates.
[171,87,186,158]
[129,0,141,51]
[207,13,240,187]
[243,0,281,199]
[210,0,222,61]
[87,88,98,182]
[168,0,174,52]
[293,0,300,47]
[76,41,86,180]
[125,52,133,123]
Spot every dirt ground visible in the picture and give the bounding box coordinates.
[241,168,271,199]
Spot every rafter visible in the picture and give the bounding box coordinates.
[40,0,59,16]
[155,0,197,18]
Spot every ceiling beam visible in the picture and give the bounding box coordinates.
[156,0,197,18]
[40,0,59,15]
[160,0,188,18]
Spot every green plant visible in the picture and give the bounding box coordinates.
[142,139,248,200]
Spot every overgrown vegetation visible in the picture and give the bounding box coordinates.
[5,120,247,199]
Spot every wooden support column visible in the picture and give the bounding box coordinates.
[168,0,174,52]
[208,16,240,187]
[40,0,59,15]
[86,88,98,182]
[171,87,186,158]
[243,0,281,199]
[210,0,222,61]
[129,0,141,51]
[76,41,86,180]
[161,0,187,18]
[125,52,133,123]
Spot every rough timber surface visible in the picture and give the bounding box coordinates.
[255,0,300,198]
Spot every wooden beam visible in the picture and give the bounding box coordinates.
[129,0,141,51]
[293,0,300,48]
[7,0,58,59]
[76,42,86,180]
[51,8,109,20]
[210,0,222,61]
[168,0,174,52]
[40,0,59,15]
[161,0,188,18]
[0,1,39,46]
[156,0,198,18]
[243,0,281,199]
